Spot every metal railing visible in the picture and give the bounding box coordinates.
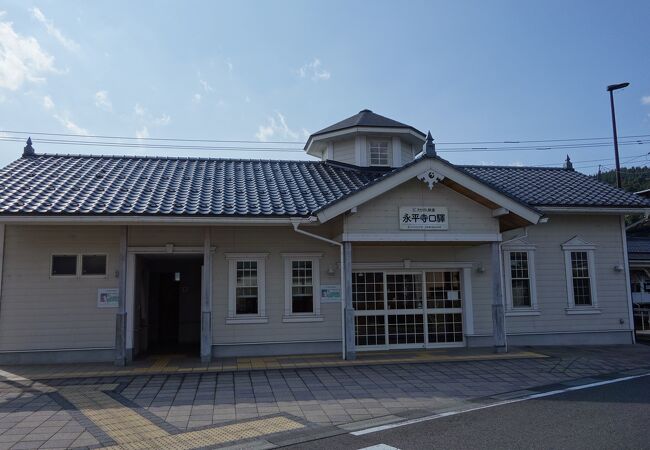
[634,307,650,332]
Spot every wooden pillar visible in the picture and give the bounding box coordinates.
[343,241,356,360]
[115,226,128,366]
[201,227,213,363]
[490,242,507,353]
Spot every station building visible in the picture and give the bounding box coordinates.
[0,110,648,364]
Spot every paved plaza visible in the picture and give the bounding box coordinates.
[0,345,649,449]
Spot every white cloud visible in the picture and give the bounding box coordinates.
[94,90,112,111]
[135,126,149,139]
[42,95,54,110]
[29,7,79,52]
[40,93,87,134]
[134,103,146,116]
[53,113,88,135]
[192,93,202,104]
[133,103,170,136]
[297,58,331,81]
[226,59,233,73]
[255,112,306,142]
[152,114,170,126]
[0,12,57,91]
[198,72,213,92]
[641,96,650,105]
[244,95,251,103]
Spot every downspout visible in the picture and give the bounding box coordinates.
[291,217,346,360]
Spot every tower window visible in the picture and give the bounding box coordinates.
[369,141,389,166]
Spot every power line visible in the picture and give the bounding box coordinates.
[3,129,650,146]
[0,135,649,154]
[0,130,305,145]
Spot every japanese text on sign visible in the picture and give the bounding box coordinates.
[399,206,448,230]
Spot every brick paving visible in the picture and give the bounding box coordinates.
[0,345,649,449]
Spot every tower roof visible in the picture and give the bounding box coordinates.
[310,109,425,138]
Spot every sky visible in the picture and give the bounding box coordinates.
[1,0,650,173]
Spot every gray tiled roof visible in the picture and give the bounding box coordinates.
[0,153,647,217]
[310,109,425,138]
[628,238,650,260]
[460,165,650,208]
[0,154,383,216]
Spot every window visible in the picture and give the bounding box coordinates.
[508,252,532,308]
[283,254,321,321]
[82,255,107,276]
[369,141,389,166]
[562,237,598,311]
[51,255,77,276]
[352,269,467,349]
[570,251,592,306]
[227,254,267,323]
[236,261,259,314]
[503,244,538,313]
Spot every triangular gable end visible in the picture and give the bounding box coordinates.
[315,157,542,231]
[561,236,597,250]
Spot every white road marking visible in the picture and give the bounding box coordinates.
[351,372,650,436]
[357,445,400,450]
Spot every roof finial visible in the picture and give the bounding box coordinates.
[563,154,573,171]
[425,131,436,157]
[23,137,35,157]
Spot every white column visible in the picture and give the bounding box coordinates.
[355,136,367,166]
[115,226,128,366]
[0,224,5,300]
[201,227,213,362]
[343,241,356,360]
[490,242,507,352]
[326,142,334,161]
[392,137,402,167]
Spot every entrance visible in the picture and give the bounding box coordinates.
[353,270,465,350]
[133,254,202,357]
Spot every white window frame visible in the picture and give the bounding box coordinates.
[80,253,108,278]
[562,238,599,314]
[50,253,109,278]
[503,245,539,315]
[50,254,79,278]
[282,253,322,322]
[226,253,268,324]
[369,140,390,167]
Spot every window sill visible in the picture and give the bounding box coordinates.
[506,309,541,317]
[226,316,269,324]
[565,308,601,315]
[282,315,324,323]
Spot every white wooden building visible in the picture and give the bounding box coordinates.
[0,110,648,364]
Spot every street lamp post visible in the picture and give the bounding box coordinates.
[607,82,630,188]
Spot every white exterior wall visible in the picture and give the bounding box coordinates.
[210,227,341,346]
[332,139,356,165]
[0,212,634,357]
[401,140,415,165]
[0,225,120,351]
[344,179,499,235]
[504,214,632,336]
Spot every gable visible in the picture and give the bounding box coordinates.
[344,178,499,236]
[315,156,543,230]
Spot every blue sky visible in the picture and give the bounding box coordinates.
[1,0,649,172]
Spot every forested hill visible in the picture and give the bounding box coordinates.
[594,166,650,193]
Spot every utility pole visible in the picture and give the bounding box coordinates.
[607,82,630,188]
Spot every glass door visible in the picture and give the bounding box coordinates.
[386,273,425,348]
[424,271,464,346]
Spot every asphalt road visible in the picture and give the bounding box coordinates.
[284,377,650,450]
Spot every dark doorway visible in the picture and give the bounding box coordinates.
[134,254,202,357]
